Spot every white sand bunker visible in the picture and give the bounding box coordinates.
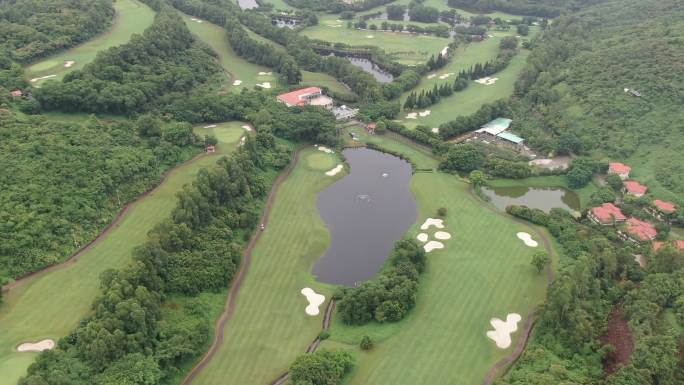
[30,74,56,82]
[427,74,436,79]
[405,112,418,119]
[64,60,75,68]
[190,17,203,23]
[233,79,242,86]
[366,35,375,39]
[424,240,444,253]
[441,46,449,56]
[434,231,451,240]
[326,164,343,176]
[301,288,325,316]
[241,124,252,131]
[420,218,444,230]
[239,136,246,146]
[203,124,217,128]
[258,71,272,75]
[416,233,428,242]
[516,232,538,247]
[475,77,499,86]
[17,339,55,352]
[438,73,454,80]
[431,127,439,133]
[486,313,522,349]
[317,145,334,154]
[256,82,272,89]
[418,110,431,117]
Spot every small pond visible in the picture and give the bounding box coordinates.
[347,57,394,83]
[482,185,580,213]
[313,148,416,286]
[237,0,258,10]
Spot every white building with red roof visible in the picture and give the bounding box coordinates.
[622,218,657,242]
[608,162,631,180]
[277,87,333,109]
[623,180,647,197]
[588,203,626,225]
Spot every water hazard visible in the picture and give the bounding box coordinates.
[482,185,580,213]
[347,57,394,82]
[313,148,416,286]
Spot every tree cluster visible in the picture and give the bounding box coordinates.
[446,0,562,18]
[337,239,426,325]
[289,350,353,385]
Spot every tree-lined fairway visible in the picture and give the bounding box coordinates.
[181,13,276,91]
[189,147,340,385]
[300,26,450,65]
[0,122,245,385]
[24,0,155,85]
[399,48,530,128]
[311,135,551,385]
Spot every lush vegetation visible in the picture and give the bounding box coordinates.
[0,0,114,62]
[18,130,291,385]
[289,350,353,385]
[0,111,200,281]
[337,239,426,324]
[447,0,565,17]
[35,7,219,114]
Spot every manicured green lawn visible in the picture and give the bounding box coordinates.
[324,170,549,385]
[398,47,530,128]
[181,13,277,92]
[190,147,341,385]
[301,71,354,96]
[301,25,450,65]
[0,122,246,385]
[24,0,155,85]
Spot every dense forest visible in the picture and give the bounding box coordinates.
[446,0,567,17]
[35,7,219,114]
[0,0,114,62]
[0,110,200,282]
[510,0,684,201]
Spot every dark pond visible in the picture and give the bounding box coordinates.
[366,10,410,22]
[313,148,416,286]
[347,57,394,83]
[237,0,258,10]
[482,185,580,213]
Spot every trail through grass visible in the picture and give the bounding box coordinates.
[0,122,245,385]
[24,0,155,85]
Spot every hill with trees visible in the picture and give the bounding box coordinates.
[0,0,114,62]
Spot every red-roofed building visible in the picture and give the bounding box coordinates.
[277,87,333,109]
[653,240,684,253]
[206,145,216,153]
[653,199,676,214]
[608,162,631,180]
[588,203,626,225]
[622,218,657,242]
[623,180,647,197]
[367,122,376,134]
[10,89,22,98]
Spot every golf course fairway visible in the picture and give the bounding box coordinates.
[186,147,340,385]
[24,0,155,85]
[0,122,246,385]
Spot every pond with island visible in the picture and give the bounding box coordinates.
[482,185,580,214]
[313,148,416,286]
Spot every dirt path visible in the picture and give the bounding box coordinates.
[180,148,303,385]
[1,151,209,293]
[601,306,634,374]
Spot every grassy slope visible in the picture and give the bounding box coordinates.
[180,13,276,91]
[321,136,549,385]
[24,0,155,84]
[190,147,341,385]
[0,122,246,385]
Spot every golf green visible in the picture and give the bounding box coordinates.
[24,0,155,85]
[0,122,246,385]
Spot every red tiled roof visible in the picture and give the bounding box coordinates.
[367,122,376,129]
[625,217,657,241]
[677,240,684,251]
[609,162,631,174]
[277,87,322,106]
[653,199,676,213]
[10,89,22,97]
[653,240,684,251]
[591,203,626,223]
[623,180,647,195]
